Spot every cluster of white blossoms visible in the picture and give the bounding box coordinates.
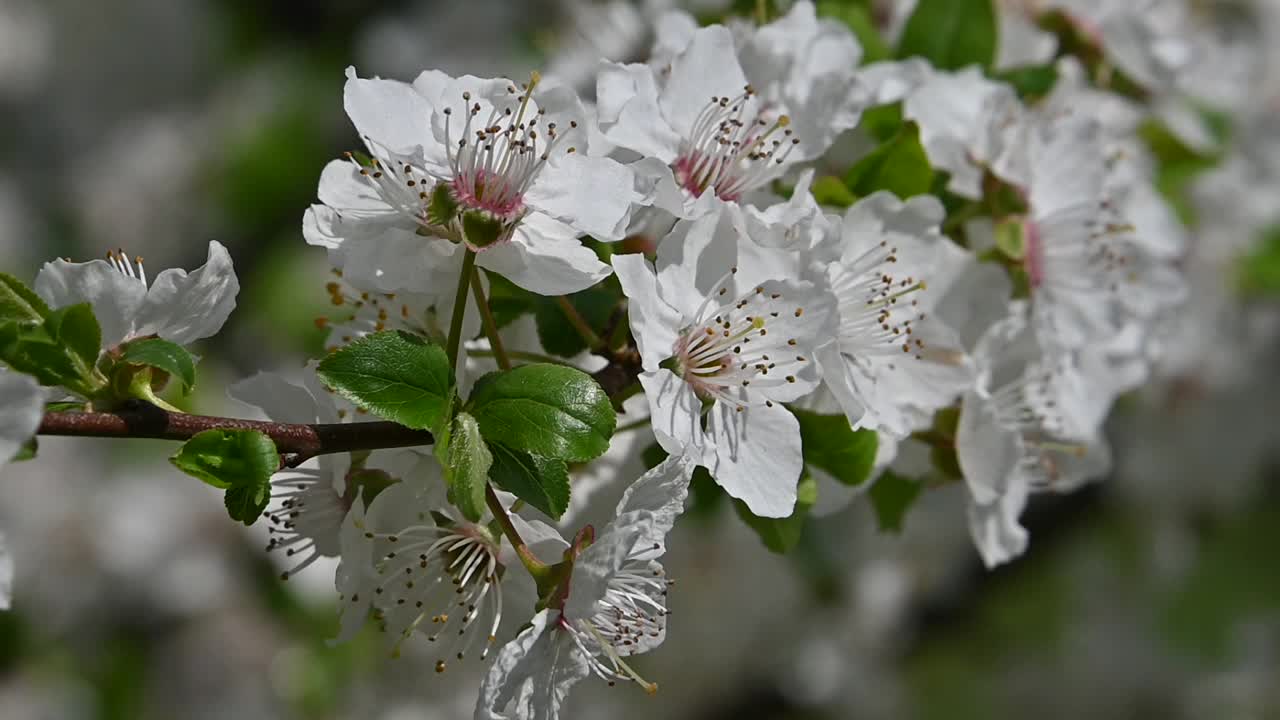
[9,0,1263,716]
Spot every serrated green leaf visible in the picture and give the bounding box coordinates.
[869,471,922,533]
[0,322,84,389]
[467,364,615,462]
[845,122,934,199]
[171,430,279,525]
[487,444,570,519]
[897,0,997,71]
[735,474,818,554]
[0,272,50,324]
[119,338,197,393]
[794,409,879,487]
[446,412,492,522]
[316,330,453,430]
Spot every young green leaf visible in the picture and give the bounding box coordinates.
[794,409,879,487]
[119,338,198,393]
[316,330,453,430]
[844,122,934,199]
[467,364,616,462]
[897,0,998,71]
[0,272,51,324]
[868,471,922,533]
[43,303,101,367]
[170,429,280,526]
[735,474,818,554]
[170,429,280,490]
[445,412,492,522]
[487,444,570,520]
[225,481,272,526]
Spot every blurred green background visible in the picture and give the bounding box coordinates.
[0,1,1277,718]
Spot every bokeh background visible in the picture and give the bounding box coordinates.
[1,0,1279,718]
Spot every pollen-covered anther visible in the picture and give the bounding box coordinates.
[671,85,800,201]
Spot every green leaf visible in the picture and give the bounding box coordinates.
[170,429,280,491]
[533,285,617,358]
[1239,225,1280,297]
[859,103,904,143]
[13,436,36,462]
[316,330,453,430]
[794,409,879,487]
[735,474,818,554]
[225,481,272,526]
[994,64,1060,100]
[43,304,101,367]
[445,412,492,522]
[0,272,50,324]
[171,429,279,525]
[467,364,616,462]
[810,175,857,208]
[897,0,997,70]
[868,471,922,533]
[0,322,85,390]
[119,338,197,393]
[844,122,934,199]
[487,444,570,519]
[816,1,891,63]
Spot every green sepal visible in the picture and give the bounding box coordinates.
[461,210,508,250]
[427,183,459,226]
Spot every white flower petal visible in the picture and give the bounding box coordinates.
[134,241,239,346]
[611,253,682,370]
[659,25,748,138]
[34,257,146,348]
[526,152,639,242]
[0,530,11,610]
[595,62,682,164]
[228,371,322,425]
[613,451,695,546]
[0,371,43,464]
[479,215,611,296]
[638,369,705,458]
[564,522,644,621]
[343,66,433,156]
[704,400,802,518]
[967,478,1030,568]
[476,609,587,720]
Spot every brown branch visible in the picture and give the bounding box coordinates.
[34,354,644,464]
[38,401,434,461]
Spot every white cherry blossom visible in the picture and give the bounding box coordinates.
[957,304,1112,567]
[814,192,975,438]
[596,6,864,217]
[306,67,642,297]
[613,207,836,517]
[476,452,694,720]
[33,240,238,350]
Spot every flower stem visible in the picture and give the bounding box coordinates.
[614,416,652,434]
[470,271,511,371]
[555,295,604,351]
[470,349,575,367]
[446,249,478,369]
[484,483,549,579]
